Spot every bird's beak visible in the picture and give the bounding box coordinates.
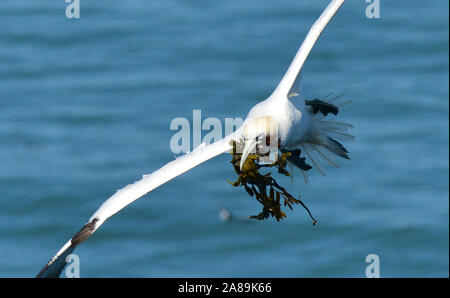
[239,139,258,171]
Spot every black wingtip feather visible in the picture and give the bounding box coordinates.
[71,218,98,247]
[305,99,339,116]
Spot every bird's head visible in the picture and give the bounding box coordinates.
[240,116,279,170]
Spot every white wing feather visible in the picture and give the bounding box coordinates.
[273,0,345,98]
[90,131,239,223]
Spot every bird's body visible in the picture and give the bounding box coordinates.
[37,0,351,278]
[245,95,305,147]
[240,88,352,176]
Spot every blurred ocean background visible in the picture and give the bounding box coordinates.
[0,0,448,277]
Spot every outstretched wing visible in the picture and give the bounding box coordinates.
[274,0,346,98]
[36,131,239,278]
[287,69,304,99]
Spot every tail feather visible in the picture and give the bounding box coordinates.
[310,143,340,168]
[302,144,325,176]
[323,129,355,142]
[301,93,353,176]
[320,120,354,130]
[326,92,346,104]
[324,136,349,159]
[320,119,355,142]
[337,99,352,108]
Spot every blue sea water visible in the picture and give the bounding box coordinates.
[0,0,448,277]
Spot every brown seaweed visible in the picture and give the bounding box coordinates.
[227,139,317,224]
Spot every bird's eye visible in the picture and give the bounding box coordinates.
[256,133,265,142]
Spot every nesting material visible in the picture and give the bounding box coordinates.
[228,139,317,224]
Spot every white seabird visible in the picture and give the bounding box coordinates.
[37,0,351,278]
